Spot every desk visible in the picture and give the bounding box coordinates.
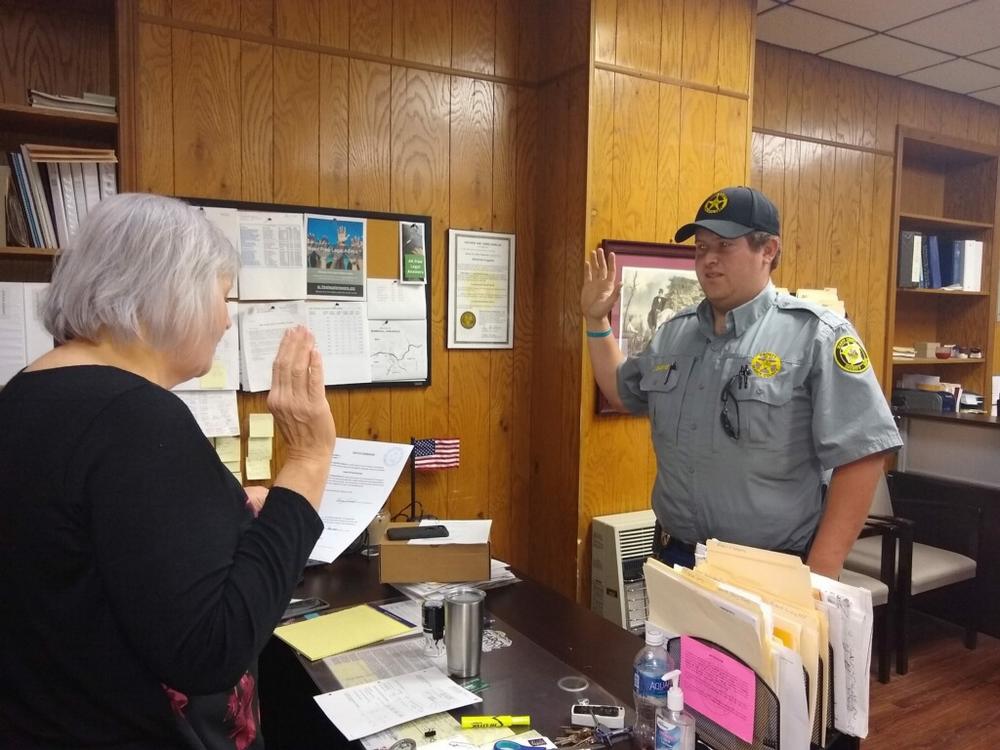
[259,555,858,750]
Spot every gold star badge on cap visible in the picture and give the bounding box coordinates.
[703,192,728,214]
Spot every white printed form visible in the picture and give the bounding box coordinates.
[307,301,372,385]
[313,667,481,741]
[239,301,308,392]
[174,302,240,391]
[0,282,26,384]
[238,211,306,300]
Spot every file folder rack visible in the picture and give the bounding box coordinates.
[666,638,848,750]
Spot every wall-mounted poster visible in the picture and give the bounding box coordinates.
[400,221,426,284]
[306,214,367,299]
[447,229,515,349]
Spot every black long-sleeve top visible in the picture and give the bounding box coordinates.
[0,366,323,749]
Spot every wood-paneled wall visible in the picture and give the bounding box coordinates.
[128,0,547,572]
[751,42,1000,386]
[576,0,756,603]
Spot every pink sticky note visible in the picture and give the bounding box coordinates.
[679,635,756,743]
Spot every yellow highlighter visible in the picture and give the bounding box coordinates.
[461,715,531,729]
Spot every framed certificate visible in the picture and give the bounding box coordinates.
[447,229,515,349]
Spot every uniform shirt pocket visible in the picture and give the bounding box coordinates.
[639,356,694,444]
[733,364,804,447]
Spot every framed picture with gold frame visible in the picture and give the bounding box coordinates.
[596,239,702,414]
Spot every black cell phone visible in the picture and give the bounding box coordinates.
[386,525,450,541]
[281,597,330,620]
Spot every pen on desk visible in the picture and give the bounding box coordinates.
[461,715,530,729]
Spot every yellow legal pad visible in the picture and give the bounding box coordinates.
[273,605,412,661]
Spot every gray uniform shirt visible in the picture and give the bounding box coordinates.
[617,283,902,552]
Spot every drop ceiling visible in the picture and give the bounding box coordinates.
[756,0,1000,105]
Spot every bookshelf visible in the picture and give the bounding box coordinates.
[0,0,123,281]
[885,126,1000,404]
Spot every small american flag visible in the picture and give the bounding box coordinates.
[413,438,460,470]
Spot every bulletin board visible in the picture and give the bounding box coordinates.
[181,197,432,392]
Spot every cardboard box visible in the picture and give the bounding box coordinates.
[379,523,490,584]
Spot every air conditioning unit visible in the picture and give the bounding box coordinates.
[591,509,656,634]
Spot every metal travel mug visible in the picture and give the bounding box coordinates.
[444,587,485,678]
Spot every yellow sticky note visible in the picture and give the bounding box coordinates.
[222,460,241,474]
[248,413,274,438]
[273,605,412,661]
[247,436,273,460]
[230,470,244,484]
[199,360,227,389]
[245,458,271,481]
[215,436,240,463]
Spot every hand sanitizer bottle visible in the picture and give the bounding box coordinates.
[654,670,695,750]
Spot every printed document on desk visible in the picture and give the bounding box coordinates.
[309,438,413,563]
[313,666,481,741]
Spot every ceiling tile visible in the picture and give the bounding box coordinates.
[971,86,1000,105]
[756,5,871,54]
[902,57,1000,93]
[889,0,1000,56]
[788,0,969,32]
[822,34,954,76]
[757,0,780,12]
[969,46,1000,68]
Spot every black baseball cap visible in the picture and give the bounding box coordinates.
[674,186,780,242]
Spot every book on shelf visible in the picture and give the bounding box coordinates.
[27,89,117,116]
[898,231,922,287]
[5,144,118,249]
[898,231,982,292]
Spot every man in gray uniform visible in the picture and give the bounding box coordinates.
[582,186,901,578]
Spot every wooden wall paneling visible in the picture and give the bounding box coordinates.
[318,54,349,207]
[452,0,495,75]
[448,75,494,522]
[494,0,518,79]
[794,139,823,288]
[0,4,113,104]
[714,95,749,188]
[813,144,838,286]
[922,88,946,137]
[391,0,451,68]
[827,148,862,331]
[593,0,618,66]
[875,75,899,154]
[797,54,829,142]
[835,66,864,147]
[898,82,926,132]
[240,41,274,203]
[760,44,788,133]
[387,67,450,517]
[655,82,682,244]
[319,0,350,48]
[751,43,766,131]
[681,0,719,89]
[171,0,240,30]
[139,0,170,16]
[242,0,275,36]
[678,88,718,227]
[171,29,242,198]
[869,154,894,385]
[136,22,174,194]
[854,151,876,351]
[749,130,764,194]
[510,84,538,571]
[614,0,661,74]
[610,73,659,239]
[347,59,391,210]
[658,0,684,81]
[717,0,752,95]
[273,46,319,204]
[976,101,1000,147]
[350,0,391,57]
[777,137,802,291]
[759,132,784,233]
[782,47,804,137]
[276,0,320,44]
[516,0,541,83]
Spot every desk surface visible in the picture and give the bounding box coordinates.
[261,555,641,749]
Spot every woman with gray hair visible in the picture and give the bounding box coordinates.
[0,193,336,749]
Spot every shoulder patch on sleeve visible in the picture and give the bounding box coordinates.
[834,334,870,373]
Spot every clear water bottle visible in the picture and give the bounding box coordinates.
[633,624,673,750]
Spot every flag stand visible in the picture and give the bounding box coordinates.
[408,436,418,521]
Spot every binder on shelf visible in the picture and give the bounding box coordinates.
[897,231,921,288]
[961,240,982,292]
[926,235,942,289]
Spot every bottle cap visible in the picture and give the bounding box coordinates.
[663,669,684,711]
[644,623,664,646]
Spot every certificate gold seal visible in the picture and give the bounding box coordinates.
[460,311,477,329]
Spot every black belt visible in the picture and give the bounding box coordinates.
[653,521,697,555]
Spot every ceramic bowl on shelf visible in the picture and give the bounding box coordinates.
[935,346,952,359]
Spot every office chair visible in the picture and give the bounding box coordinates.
[843,473,982,675]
